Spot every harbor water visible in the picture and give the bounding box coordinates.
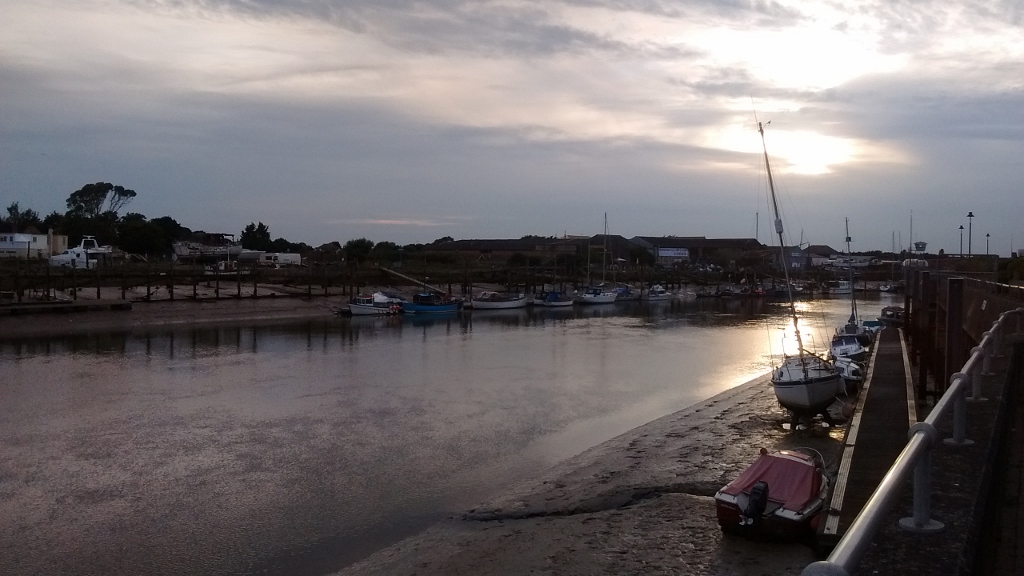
[0,294,896,575]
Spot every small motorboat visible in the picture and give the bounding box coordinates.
[833,356,866,394]
[715,447,829,540]
[879,306,904,327]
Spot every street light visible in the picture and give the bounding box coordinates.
[986,233,990,255]
[959,225,964,257]
[967,211,975,256]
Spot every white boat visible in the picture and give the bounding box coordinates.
[830,333,867,362]
[172,233,243,263]
[833,357,866,394]
[574,286,617,304]
[469,291,528,309]
[49,236,112,269]
[642,284,669,301]
[825,280,852,295]
[348,291,404,315]
[758,121,844,424]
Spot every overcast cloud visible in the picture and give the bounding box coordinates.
[1,0,1022,253]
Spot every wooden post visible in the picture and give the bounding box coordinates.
[215,264,220,299]
[96,265,101,299]
[121,260,127,300]
[146,263,152,300]
[193,268,198,299]
[169,262,175,301]
[915,271,929,398]
[237,264,242,298]
[45,262,51,300]
[307,261,313,298]
[13,261,21,303]
[253,264,258,298]
[71,261,77,301]
[944,277,964,392]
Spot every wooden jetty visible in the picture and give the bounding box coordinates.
[0,299,132,316]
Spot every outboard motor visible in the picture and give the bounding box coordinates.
[741,481,769,526]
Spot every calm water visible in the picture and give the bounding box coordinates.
[0,294,897,575]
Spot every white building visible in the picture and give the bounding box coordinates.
[0,229,68,259]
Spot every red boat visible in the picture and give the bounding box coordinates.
[714,448,829,539]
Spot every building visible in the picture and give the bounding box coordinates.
[426,238,580,264]
[0,225,68,259]
[631,236,767,267]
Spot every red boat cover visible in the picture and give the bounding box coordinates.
[719,450,821,512]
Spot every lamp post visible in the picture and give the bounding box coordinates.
[967,211,974,256]
[986,233,990,255]
[959,225,964,257]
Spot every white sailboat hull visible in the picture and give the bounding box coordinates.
[772,357,844,413]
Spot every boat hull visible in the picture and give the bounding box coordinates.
[470,295,528,309]
[772,357,844,413]
[402,302,461,314]
[349,303,399,315]
[715,449,828,540]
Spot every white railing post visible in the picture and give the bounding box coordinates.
[991,315,1005,357]
[901,422,945,533]
[944,373,974,447]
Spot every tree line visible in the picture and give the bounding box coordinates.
[1,183,456,264]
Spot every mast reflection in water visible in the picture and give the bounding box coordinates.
[0,296,887,575]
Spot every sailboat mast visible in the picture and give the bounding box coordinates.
[845,218,857,322]
[602,212,608,283]
[758,121,805,357]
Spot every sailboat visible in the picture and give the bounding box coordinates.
[574,213,617,304]
[758,121,844,424]
[830,219,872,358]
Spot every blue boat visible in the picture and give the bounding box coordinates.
[401,292,463,314]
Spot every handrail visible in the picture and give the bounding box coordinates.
[802,304,1024,576]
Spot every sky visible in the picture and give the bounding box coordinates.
[2,0,1022,254]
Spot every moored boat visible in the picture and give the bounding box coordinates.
[401,292,463,314]
[757,120,844,425]
[715,447,829,540]
[535,291,574,307]
[833,356,866,394]
[348,291,404,315]
[879,306,904,326]
[642,284,669,301]
[573,286,617,304]
[469,291,528,310]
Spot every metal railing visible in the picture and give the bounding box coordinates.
[801,305,1024,576]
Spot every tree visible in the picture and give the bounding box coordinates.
[118,213,167,256]
[42,211,64,233]
[66,182,136,218]
[4,202,42,230]
[150,216,189,245]
[431,236,454,245]
[343,238,375,264]
[240,222,273,252]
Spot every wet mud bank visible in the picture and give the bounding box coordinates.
[335,375,847,576]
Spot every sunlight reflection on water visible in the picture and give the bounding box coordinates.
[0,294,900,575]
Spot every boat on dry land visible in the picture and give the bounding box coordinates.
[757,120,843,424]
[715,447,829,540]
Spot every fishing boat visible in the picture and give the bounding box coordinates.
[348,291,404,315]
[715,447,829,539]
[758,121,844,424]
[401,292,463,314]
[535,291,575,307]
[469,291,528,310]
